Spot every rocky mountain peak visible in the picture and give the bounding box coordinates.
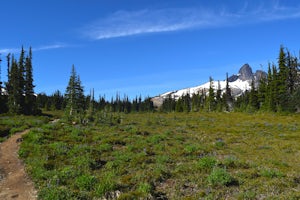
[151,63,267,107]
[238,63,253,81]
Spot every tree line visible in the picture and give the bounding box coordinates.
[160,75,233,112]
[35,65,154,123]
[161,46,300,113]
[1,45,300,120]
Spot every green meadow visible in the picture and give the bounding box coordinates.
[13,112,300,199]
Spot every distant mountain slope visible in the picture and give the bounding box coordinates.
[152,64,267,107]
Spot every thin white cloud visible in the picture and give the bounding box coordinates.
[249,1,300,22]
[0,43,67,55]
[83,2,300,40]
[83,8,226,40]
[0,48,19,54]
[32,44,67,51]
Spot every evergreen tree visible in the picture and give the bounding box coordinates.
[271,64,280,111]
[0,54,5,113]
[65,65,85,122]
[138,95,142,112]
[249,78,259,111]
[5,54,11,95]
[50,90,64,110]
[277,46,289,111]
[86,88,95,121]
[123,95,131,113]
[175,97,184,112]
[142,97,154,112]
[216,80,222,111]
[286,51,299,96]
[257,72,267,110]
[161,95,176,112]
[234,91,248,111]
[191,93,201,112]
[264,64,274,111]
[4,48,37,114]
[291,87,300,112]
[24,47,37,114]
[222,73,233,111]
[18,47,26,112]
[132,96,138,112]
[7,56,22,114]
[206,77,216,112]
[185,93,191,112]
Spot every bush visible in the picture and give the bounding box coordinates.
[58,166,79,185]
[198,156,217,170]
[215,139,225,148]
[259,168,284,178]
[38,186,72,200]
[95,172,117,197]
[207,167,234,186]
[137,182,152,195]
[184,144,199,154]
[75,174,97,191]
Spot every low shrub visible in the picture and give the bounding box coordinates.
[38,186,72,200]
[95,172,117,197]
[137,182,152,196]
[207,167,234,186]
[259,168,284,178]
[198,156,217,170]
[75,174,97,191]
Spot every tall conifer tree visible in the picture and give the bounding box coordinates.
[65,65,85,122]
[277,46,288,111]
[249,78,259,111]
[24,47,37,114]
[216,80,222,111]
[206,76,216,112]
[222,73,233,111]
[7,56,22,114]
[18,47,26,112]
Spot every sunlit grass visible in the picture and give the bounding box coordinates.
[19,112,300,199]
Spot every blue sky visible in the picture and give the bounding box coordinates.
[1,0,300,99]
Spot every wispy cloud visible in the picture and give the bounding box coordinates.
[83,8,224,40]
[0,43,67,55]
[83,2,300,40]
[0,48,19,54]
[32,43,67,51]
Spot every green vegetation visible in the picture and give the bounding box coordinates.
[162,46,300,113]
[1,45,300,199]
[207,167,234,187]
[2,47,39,115]
[0,115,49,142]
[19,112,300,199]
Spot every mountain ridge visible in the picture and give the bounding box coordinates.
[152,64,267,107]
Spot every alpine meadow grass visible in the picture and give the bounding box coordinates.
[17,112,300,199]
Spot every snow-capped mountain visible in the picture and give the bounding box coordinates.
[152,64,267,107]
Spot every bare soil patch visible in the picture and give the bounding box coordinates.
[0,130,37,200]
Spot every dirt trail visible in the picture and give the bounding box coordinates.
[0,130,37,200]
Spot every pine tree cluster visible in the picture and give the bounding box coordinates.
[0,47,39,115]
[161,74,234,112]
[1,45,299,116]
[161,46,300,113]
[236,46,300,112]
